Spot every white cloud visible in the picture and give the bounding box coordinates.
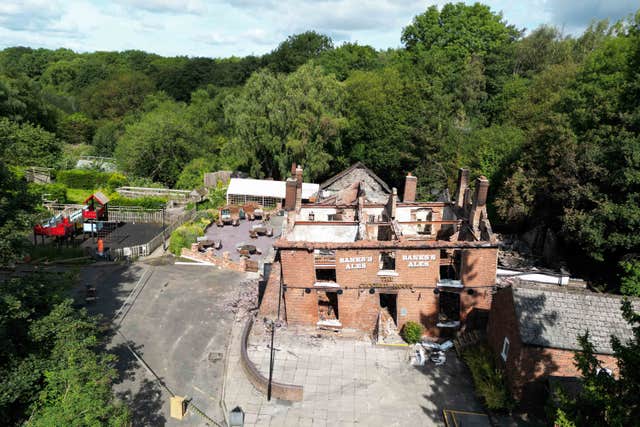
[0,0,638,58]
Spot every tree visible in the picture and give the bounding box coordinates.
[401,3,521,61]
[265,31,333,73]
[27,302,130,426]
[316,43,380,80]
[81,71,155,119]
[224,63,346,180]
[176,157,217,190]
[0,75,58,131]
[58,112,95,145]
[0,163,37,266]
[554,300,640,425]
[620,259,640,296]
[92,120,124,157]
[0,118,62,168]
[342,67,418,186]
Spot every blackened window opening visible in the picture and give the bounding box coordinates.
[315,268,336,282]
[439,291,460,322]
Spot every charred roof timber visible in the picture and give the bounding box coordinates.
[280,164,496,246]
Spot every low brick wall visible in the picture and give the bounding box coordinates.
[240,316,303,402]
[182,245,247,272]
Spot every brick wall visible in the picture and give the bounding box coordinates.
[461,248,497,287]
[259,261,282,319]
[488,286,619,401]
[487,286,525,397]
[279,246,497,334]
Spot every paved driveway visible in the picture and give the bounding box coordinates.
[77,261,251,426]
[225,326,485,427]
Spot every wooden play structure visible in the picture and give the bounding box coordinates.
[82,192,109,220]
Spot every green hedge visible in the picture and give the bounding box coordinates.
[28,183,68,204]
[56,169,128,191]
[168,210,217,255]
[462,344,514,411]
[109,194,167,209]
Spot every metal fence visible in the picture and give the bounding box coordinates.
[116,186,192,200]
[108,206,165,223]
[112,208,197,259]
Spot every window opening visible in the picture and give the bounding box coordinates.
[379,251,396,270]
[438,291,460,322]
[501,337,510,362]
[315,268,336,282]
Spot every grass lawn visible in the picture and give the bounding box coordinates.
[66,188,101,204]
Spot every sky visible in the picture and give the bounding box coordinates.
[0,0,637,58]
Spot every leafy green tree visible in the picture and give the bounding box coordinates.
[0,75,58,130]
[92,120,124,157]
[0,118,62,167]
[81,71,155,119]
[265,31,334,73]
[58,112,95,145]
[402,3,521,61]
[620,259,640,296]
[224,63,346,180]
[27,302,130,426]
[316,43,380,80]
[342,67,418,186]
[176,157,217,190]
[115,100,202,185]
[0,163,37,266]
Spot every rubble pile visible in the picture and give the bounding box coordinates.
[223,278,259,321]
[497,234,537,269]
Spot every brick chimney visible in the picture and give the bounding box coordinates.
[290,162,297,176]
[294,166,303,212]
[454,168,470,209]
[470,176,489,228]
[403,173,417,202]
[284,178,297,211]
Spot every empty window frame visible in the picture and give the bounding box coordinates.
[412,208,433,235]
[379,251,396,271]
[315,268,337,282]
[501,337,510,362]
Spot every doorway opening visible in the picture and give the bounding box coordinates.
[379,293,398,325]
[318,291,339,323]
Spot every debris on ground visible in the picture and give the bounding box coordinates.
[222,278,259,321]
[376,308,404,344]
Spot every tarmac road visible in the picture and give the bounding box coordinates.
[77,260,251,426]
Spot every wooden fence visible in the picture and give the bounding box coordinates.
[112,208,197,259]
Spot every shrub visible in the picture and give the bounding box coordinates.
[109,194,167,210]
[106,173,129,191]
[169,224,201,255]
[28,183,68,204]
[56,169,111,189]
[401,321,423,344]
[462,344,514,411]
[168,212,217,256]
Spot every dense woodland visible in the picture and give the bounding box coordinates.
[1,3,640,425]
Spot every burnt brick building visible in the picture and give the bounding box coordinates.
[261,166,499,338]
[487,281,637,401]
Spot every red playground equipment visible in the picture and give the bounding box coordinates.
[33,192,110,242]
[33,216,76,238]
[82,192,109,220]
